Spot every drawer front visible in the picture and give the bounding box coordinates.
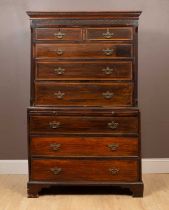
[35,43,132,59]
[31,159,139,182]
[29,115,138,134]
[36,61,132,81]
[35,28,82,41]
[86,27,133,40]
[31,136,138,157]
[35,82,133,106]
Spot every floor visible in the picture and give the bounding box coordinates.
[0,174,169,210]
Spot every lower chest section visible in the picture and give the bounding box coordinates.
[28,108,141,183]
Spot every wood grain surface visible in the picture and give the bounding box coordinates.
[31,136,138,157]
[31,159,139,182]
[35,61,132,81]
[34,82,133,106]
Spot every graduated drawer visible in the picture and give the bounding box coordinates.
[34,82,133,106]
[31,136,138,157]
[86,27,133,40]
[29,115,138,134]
[35,28,82,41]
[35,43,132,59]
[31,159,139,182]
[36,61,132,81]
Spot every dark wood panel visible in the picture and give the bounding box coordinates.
[35,43,133,59]
[31,136,138,157]
[34,82,133,106]
[35,28,82,41]
[86,27,133,40]
[29,115,138,134]
[36,61,132,80]
[31,159,139,182]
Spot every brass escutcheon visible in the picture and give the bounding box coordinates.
[54,91,65,99]
[102,91,114,99]
[54,67,65,75]
[50,143,61,151]
[108,121,119,129]
[102,48,114,56]
[107,143,119,151]
[49,121,60,129]
[54,30,65,39]
[102,66,114,75]
[109,168,119,175]
[102,29,114,39]
[50,167,62,175]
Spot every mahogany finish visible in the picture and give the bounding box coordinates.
[35,28,82,41]
[35,43,132,59]
[34,82,133,106]
[86,27,133,40]
[31,136,138,157]
[29,115,138,134]
[31,159,139,182]
[36,61,132,81]
[27,11,143,198]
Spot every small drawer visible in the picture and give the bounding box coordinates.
[34,82,133,106]
[31,136,138,157]
[36,61,132,81]
[35,28,82,41]
[86,27,133,40]
[31,159,139,182]
[35,43,132,59]
[29,115,138,134]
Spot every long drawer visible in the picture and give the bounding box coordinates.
[31,136,138,157]
[35,43,133,59]
[34,82,133,106]
[36,61,132,81]
[29,115,138,134]
[31,159,139,182]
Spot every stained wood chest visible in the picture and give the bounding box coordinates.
[27,11,143,197]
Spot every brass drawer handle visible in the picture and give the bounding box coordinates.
[54,67,65,75]
[49,121,60,129]
[102,29,114,39]
[56,49,64,55]
[50,167,62,175]
[54,91,65,99]
[109,168,119,175]
[103,48,114,56]
[50,143,61,151]
[108,121,119,129]
[102,91,114,99]
[107,143,119,151]
[54,31,65,39]
[50,49,64,55]
[102,67,114,75]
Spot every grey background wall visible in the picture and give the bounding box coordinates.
[0,0,169,159]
